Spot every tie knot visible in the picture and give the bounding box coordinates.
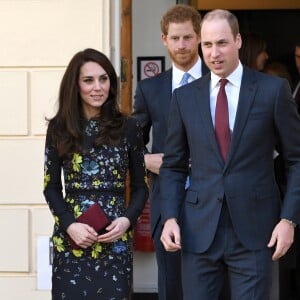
[180,73,191,86]
[219,78,228,88]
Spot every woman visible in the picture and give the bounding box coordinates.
[43,48,148,299]
[239,33,269,71]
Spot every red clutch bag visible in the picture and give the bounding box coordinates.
[68,202,111,249]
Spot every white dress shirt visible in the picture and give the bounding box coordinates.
[172,56,203,92]
[210,62,243,133]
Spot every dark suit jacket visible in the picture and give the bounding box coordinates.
[133,62,209,236]
[159,67,300,252]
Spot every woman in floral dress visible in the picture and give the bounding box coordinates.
[43,48,148,300]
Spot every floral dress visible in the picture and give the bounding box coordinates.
[43,117,148,300]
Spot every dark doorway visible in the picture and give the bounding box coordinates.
[235,9,300,84]
[199,9,300,87]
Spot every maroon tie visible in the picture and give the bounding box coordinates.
[215,79,230,161]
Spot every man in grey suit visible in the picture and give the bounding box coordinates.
[132,4,208,300]
[160,9,300,300]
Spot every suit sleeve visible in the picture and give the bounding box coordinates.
[274,79,300,224]
[159,91,190,223]
[132,82,152,153]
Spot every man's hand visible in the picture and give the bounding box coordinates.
[160,218,181,252]
[145,153,164,174]
[267,219,295,260]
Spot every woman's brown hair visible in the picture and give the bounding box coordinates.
[47,48,125,157]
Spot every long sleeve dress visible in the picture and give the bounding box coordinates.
[43,116,148,300]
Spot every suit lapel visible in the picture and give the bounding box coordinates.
[225,67,258,169]
[195,68,258,169]
[160,69,173,123]
[196,74,225,166]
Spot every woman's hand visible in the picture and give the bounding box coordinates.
[97,217,130,243]
[66,222,98,248]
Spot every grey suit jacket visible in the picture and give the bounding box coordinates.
[160,67,300,252]
[133,70,172,236]
[133,63,209,236]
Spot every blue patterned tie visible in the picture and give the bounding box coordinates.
[180,72,191,86]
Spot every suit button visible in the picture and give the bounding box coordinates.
[217,197,223,203]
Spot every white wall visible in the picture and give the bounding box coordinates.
[0,1,110,299]
[132,0,175,93]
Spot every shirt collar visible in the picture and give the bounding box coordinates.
[211,61,243,89]
[172,56,202,85]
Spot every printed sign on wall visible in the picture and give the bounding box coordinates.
[137,56,165,81]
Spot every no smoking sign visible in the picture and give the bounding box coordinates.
[143,61,160,78]
[137,56,165,81]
